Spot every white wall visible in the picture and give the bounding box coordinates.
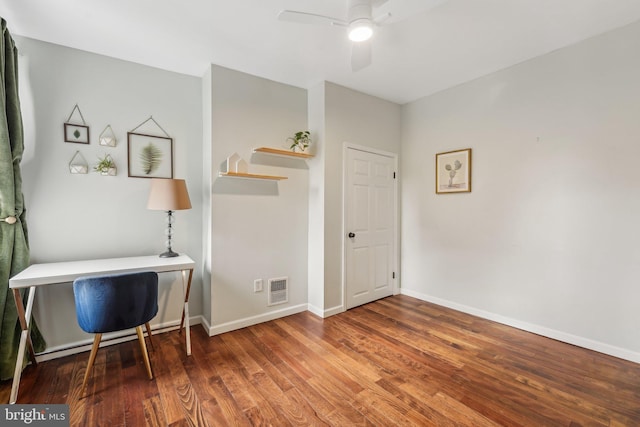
[307,82,326,316]
[401,21,640,361]
[201,66,213,324]
[207,65,309,334]
[14,37,203,352]
[19,17,639,364]
[309,82,401,314]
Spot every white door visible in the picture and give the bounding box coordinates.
[345,147,396,309]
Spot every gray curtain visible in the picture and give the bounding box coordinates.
[0,17,45,381]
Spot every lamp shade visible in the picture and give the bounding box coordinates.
[147,178,192,211]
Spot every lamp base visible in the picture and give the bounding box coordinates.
[159,249,179,258]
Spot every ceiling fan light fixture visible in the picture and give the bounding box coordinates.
[348,18,373,42]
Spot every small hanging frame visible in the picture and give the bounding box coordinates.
[129,115,171,137]
[69,150,88,174]
[99,124,117,147]
[64,104,90,144]
[127,116,173,179]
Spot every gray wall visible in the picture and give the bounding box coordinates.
[307,82,326,315]
[205,65,310,334]
[14,19,640,363]
[309,82,402,315]
[400,21,640,361]
[15,36,203,353]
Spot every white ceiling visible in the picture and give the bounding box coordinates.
[2,0,640,104]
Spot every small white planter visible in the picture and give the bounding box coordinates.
[100,167,117,176]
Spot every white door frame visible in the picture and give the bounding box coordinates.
[342,142,399,311]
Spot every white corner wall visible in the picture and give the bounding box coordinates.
[401,21,640,362]
[307,82,326,316]
[207,65,309,334]
[311,82,402,314]
[201,66,213,324]
[14,36,203,352]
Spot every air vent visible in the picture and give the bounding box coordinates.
[268,277,288,306]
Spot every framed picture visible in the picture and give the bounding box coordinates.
[436,148,472,194]
[127,132,173,179]
[64,123,90,144]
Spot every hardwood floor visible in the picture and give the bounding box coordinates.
[2,295,639,426]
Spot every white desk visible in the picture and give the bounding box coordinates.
[8,254,195,404]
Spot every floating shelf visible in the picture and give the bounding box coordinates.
[218,172,287,181]
[253,147,314,159]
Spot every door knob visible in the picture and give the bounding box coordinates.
[348,232,356,238]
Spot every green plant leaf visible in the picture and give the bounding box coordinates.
[140,142,163,175]
[93,154,115,172]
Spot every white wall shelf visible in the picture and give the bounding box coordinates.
[218,171,287,181]
[253,147,314,159]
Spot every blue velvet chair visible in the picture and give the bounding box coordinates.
[73,271,158,394]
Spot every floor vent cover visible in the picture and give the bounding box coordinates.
[268,277,288,306]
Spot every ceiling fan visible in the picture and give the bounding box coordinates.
[277,0,445,71]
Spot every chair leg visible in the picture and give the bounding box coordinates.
[81,333,102,397]
[145,322,155,351]
[136,326,153,380]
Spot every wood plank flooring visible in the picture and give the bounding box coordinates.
[2,295,639,426]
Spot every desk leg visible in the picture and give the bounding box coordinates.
[10,286,38,404]
[179,269,193,356]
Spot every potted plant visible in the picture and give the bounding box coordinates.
[287,130,311,153]
[93,154,116,176]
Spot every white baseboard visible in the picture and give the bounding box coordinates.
[323,304,345,318]
[308,303,344,318]
[208,304,308,336]
[35,315,204,362]
[401,288,640,364]
[200,312,212,332]
[307,304,323,318]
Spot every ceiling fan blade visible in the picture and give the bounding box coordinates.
[351,40,372,72]
[278,10,347,27]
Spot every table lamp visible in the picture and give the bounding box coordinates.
[147,178,192,257]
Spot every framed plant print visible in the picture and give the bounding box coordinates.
[64,123,90,144]
[127,132,173,178]
[436,148,472,194]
